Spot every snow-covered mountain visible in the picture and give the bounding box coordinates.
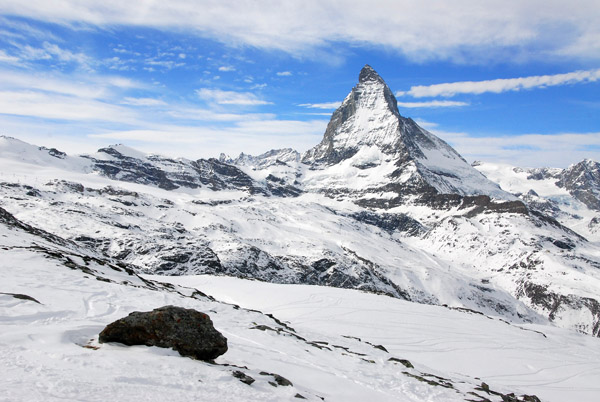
[1,65,600,345]
[301,65,511,207]
[474,160,600,241]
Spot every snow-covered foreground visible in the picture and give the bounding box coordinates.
[151,275,600,402]
[1,202,599,402]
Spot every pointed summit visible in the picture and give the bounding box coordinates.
[302,64,402,165]
[359,64,385,84]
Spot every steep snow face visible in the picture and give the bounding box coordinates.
[301,66,511,201]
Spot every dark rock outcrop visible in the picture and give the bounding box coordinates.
[99,305,228,360]
[350,211,425,235]
[517,281,600,336]
[556,159,600,211]
[0,292,41,304]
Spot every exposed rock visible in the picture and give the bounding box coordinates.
[388,357,414,368]
[517,281,600,336]
[349,211,425,235]
[556,159,600,211]
[232,370,255,385]
[98,305,228,360]
[0,292,41,304]
[259,371,293,387]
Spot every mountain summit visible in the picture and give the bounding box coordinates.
[302,64,402,164]
[302,65,510,204]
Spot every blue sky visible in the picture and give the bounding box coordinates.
[0,1,599,167]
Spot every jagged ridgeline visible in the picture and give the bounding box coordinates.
[0,65,599,337]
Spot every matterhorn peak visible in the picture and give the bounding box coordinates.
[301,65,402,165]
[302,65,512,200]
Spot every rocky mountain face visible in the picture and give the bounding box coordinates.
[1,66,600,338]
[81,145,302,197]
[509,159,600,212]
[556,159,600,211]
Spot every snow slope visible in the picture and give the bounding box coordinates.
[1,207,568,402]
[153,275,600,402]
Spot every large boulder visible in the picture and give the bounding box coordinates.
[99,305,228,360]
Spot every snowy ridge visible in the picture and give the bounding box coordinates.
[2,134,600,338]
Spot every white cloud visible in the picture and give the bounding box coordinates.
[88,119,327,158]
[434,129,600,168]
[17,42,93,69]
[42,42,91,66]
[0,91,136,122]
[0,50,20,64]
[0,69,144,98]
[1,1,600,62]
[300,100,467,109]
[196,88,272,106]
[145,59,185,70]
[0,16,60,41]
[121,97,167,106]
[413,119,439,130]
[276,71,292,76]
[218,65,235,72]
[167,108,276,122]
[299,102,341,109]
[396,100,469,108]
[398,69,600,98]
[19,44,52,61]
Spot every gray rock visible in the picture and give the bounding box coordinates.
[99,305,228,360]
[232,370,255,385]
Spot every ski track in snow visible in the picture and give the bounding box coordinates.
[151,275,600,402]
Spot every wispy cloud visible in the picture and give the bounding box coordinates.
[398,69,600,98]
[167,108,276,122]
[16,42,93,70]
[436,130,600,168]
[196,88,272,106]
[145,59,185,70]
[299,101,341,109]
[121,97,167,106]
[88,119,328,158]
[0,91,136,122]
[276,71,292,76]
[0,49,20,64]
[218,65,235,72]
[1,1,599,63]
[396,100,469,108]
